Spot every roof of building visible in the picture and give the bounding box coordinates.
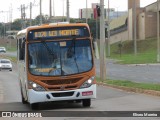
[145,2,158,12]
[110,14,128,30]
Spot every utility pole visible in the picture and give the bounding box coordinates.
[40,0,42,24]
[100,0,106,81]
[9,4,12,30]
[21,4,26,29]
[53,0,55,17]
[157,0,160,62]
[96,15,98,41]
[86,0,88,23]
[30,2,32,26]
[133,0,137,55]
[66,0,70,22]
[63,0,64,21]
[107,0,110,57]
[49,0,52,18]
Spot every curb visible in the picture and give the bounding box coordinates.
[127,64,160,66]
[97,82,160,97]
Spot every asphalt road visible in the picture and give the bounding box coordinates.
[2,51,17,57]
[95,59,160,83]
[0,67,160,120]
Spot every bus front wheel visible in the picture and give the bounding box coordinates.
[82,99,91,107]
[21,94,28,104]
[20,84,28,104]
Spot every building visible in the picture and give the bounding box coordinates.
[79,3,127,20]
[79,8,95,19]
[109,0,160,44]
[138,2,159,39]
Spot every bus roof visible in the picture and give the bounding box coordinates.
[30,23,89,30]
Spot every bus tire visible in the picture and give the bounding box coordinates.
[30,103,39,110]
[20,83,28,104]
[82,99,91,107]
[21,95,28,104]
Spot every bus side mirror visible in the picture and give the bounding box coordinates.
[93,40,99,59]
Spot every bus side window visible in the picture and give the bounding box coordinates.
[18,39,22,60]
[19,38,25,60]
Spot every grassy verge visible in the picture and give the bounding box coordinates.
[0,55,17,62]
[109,37,157,64]
[6,46,17,52]
[111,52,157,64]
[96,77,160,91]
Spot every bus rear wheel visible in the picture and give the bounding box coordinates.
[82,99,91,107]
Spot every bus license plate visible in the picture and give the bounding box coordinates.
[82,91,93,96]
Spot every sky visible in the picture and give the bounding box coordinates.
[0,0,157,23]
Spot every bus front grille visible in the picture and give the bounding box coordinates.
[47,85,78,91]
[51,92,74,97]
[40,77,83,91]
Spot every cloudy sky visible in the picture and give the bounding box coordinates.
[0,0,157,22]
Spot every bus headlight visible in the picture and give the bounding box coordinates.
[28,81,46,91]
[80,76,95,89]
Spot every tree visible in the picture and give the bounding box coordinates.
[34,15,47,25]
[11,19,22,30]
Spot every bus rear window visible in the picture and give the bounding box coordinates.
[28,26,90,40]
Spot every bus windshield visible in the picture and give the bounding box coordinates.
[28,39,93,76]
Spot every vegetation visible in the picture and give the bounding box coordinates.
[0,55,16,62]
[96,77,160,91]
[109,37,157,64]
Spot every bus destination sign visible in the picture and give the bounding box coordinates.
[28,27,90,40]
[34,29,80,38]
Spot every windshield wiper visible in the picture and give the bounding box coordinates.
[40,40,59,74]
[66,36,79,73]
[41,40,56,57]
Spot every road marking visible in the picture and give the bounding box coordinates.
[0,81,4,102]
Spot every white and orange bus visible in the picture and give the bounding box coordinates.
[17,22,96,109]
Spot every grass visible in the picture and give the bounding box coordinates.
[108,37,158,64]
[0,54,17,62]
[96,77,160,91]
[6,46,17,52]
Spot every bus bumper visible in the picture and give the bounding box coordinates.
[28,84,96,104]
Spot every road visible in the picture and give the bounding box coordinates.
[95,59,160,83]
[0,66,160,120]
[3,51,17,57]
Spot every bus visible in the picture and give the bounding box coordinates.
[17,22,96,109]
